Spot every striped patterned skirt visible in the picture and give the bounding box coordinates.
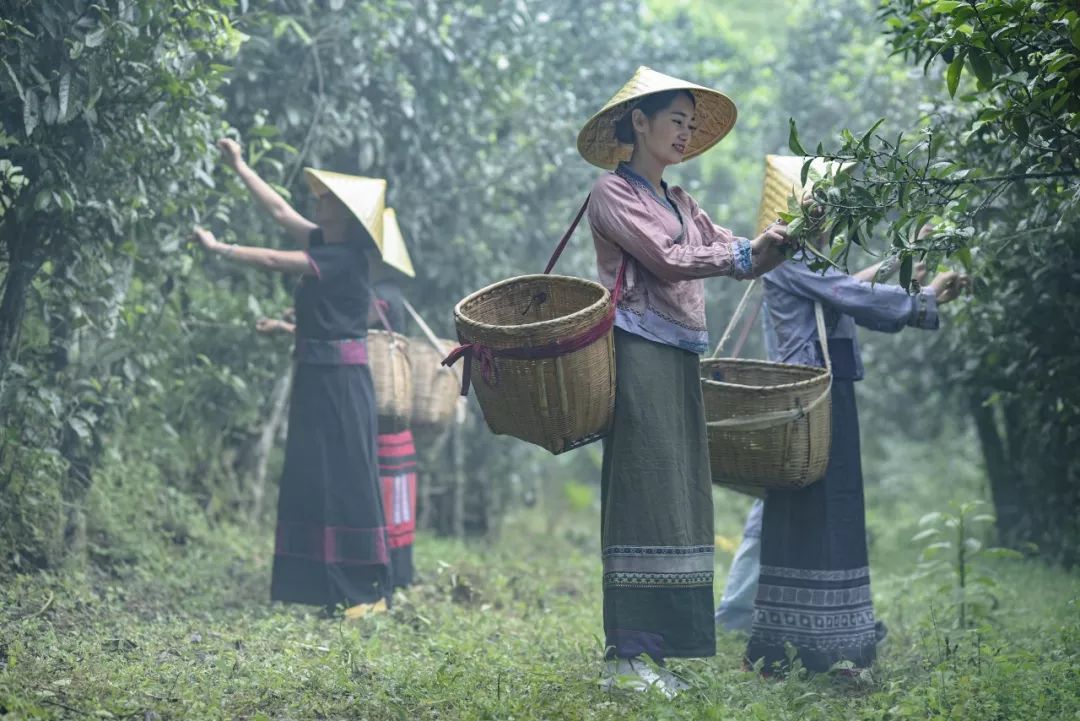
[378,429,418,589]
[746,377,877,673]
[600,329,716,662]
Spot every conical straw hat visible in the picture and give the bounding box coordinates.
[577,66,737,170]
[755,155,853,234]
[379,208,416,278]
[303,168,386,251]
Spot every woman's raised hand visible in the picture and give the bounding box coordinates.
[192,226,220,252]
[217,138,244,170]
[256,318,282,334]
[755,221,796,254]
[929,270,970,304]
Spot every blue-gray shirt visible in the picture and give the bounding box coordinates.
[761,256,939,380]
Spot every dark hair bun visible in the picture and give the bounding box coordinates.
[614,110,635,144]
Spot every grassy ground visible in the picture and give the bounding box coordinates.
[1,471,1078,721]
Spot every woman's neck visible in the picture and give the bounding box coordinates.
[627,152,666,195]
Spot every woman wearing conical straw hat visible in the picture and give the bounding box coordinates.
[193,139,392,616]
[579,67,797,694]
[726,155,964,675]
[367,208,420,591]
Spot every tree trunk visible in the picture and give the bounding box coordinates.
[969,392,1025,548]
[452,419,465,539]
[0,247,44,390]
[249,365,293,523]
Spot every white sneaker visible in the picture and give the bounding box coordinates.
[658,667,690,694]
[599,658,677,699]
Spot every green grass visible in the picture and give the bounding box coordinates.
[2,478,1078,721]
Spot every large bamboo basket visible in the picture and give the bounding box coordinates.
[703,283,833,490]
[702,358,831,490]
[452,274,616,454]
[409,338,460,430]
[367,330,413,431]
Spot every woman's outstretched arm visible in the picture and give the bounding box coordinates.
[193,226,316,276]
[218,138,317,247]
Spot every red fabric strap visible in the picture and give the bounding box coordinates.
[371,294,394,333]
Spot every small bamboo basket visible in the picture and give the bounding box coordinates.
[409,338,460,429]
[451,274,616,454]
[367,330,413,431]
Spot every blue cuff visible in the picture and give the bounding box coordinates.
[911,289,940,330]
[733,237,753,279]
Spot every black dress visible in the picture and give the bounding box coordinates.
[270,232,391,609]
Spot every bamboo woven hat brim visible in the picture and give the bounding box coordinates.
[756,154,854,234]
[577,66,737,170]
[303,168,386,252]
[379,208,416,278]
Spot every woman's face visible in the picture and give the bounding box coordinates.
[315,193,351,242]
[633,93,696,166]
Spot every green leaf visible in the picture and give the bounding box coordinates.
[57,70,71,122]
[968,49,993,86]
[85,26,107,48]
[788,118,808,156]
[68,416,92,441]
[955,247,973,272]
[947,51,966,98]
[983,547,1024,561]
[912,528,940,542]
[34,189,51,211]
[934,0,962,12]
[900,254,913,289]
[801,238,842,270]
[919,512,943,526]
[23,90,40,137]
[1,59,24,101]
[43,94,58,125]
[860,118,885,149]
[1013,114,1030,142]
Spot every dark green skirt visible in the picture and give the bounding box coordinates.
[601,329,716,661]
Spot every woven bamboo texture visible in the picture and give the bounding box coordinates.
[367,330,413,431]
[409,338,459,430]
[701,358,832,489]
[453,274,615,454]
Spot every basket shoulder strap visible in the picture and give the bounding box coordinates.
[711,279,759,359]
[370,291,395,334]
[813,301,832,375]
[544,194,590,274]
[544,192,627,305]
[403,298,450,355]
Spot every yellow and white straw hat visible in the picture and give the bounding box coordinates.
[379,208,416,278]
[303,168,387,251]
[756,155,853,234]
[577,65,737,170]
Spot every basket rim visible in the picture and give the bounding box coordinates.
[454,273,611,336]
[700,357,830,393]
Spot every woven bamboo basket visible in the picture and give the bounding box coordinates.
[367,330,413,431]
[703,283,833,490]
[409,338,460,429]
[452,274,616,454]
[702,357,831,489]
